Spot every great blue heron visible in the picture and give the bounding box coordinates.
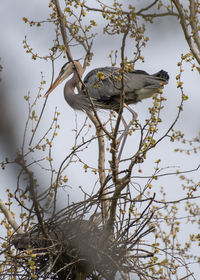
[45,61,169,158]
[45,61,169,115]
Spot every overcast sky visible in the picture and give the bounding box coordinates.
[0,1,200,278]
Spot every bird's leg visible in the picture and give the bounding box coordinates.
[117,104,137,160]
[124,103,138,121]
[117,116,132,160]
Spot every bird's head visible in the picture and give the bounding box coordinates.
[44,61,80,97]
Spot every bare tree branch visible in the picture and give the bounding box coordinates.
[0,199,24,234]
[172,0,200,64]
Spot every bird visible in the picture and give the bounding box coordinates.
[44,61,169,117]
[45,61,169,159]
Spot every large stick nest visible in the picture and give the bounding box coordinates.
[12,218,127,279]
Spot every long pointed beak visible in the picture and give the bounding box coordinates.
[44,75,63,98]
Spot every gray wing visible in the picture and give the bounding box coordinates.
[82,67,169,102]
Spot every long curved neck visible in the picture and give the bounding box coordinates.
[65,72,79,92]
[64,62,84,110]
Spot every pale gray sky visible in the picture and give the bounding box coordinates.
[0,1,200,278]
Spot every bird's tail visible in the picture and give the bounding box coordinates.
[153,70,169,81]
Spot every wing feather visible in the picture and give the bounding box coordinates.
[82,67,169,102]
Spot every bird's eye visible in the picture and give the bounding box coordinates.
[60,62,69,74]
